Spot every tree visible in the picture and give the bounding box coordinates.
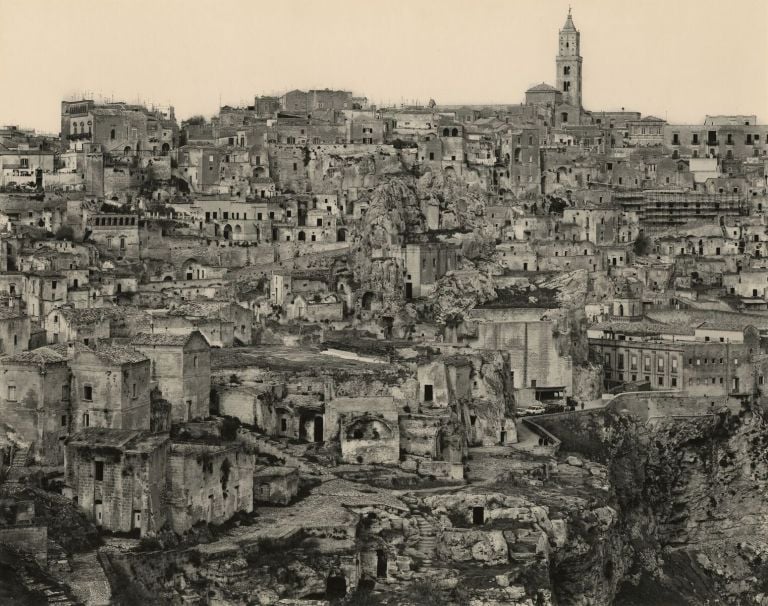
[633,232,651,256]
[55,225,75,241]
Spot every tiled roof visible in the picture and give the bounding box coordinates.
[89,344,148,365]
[591,317,695,336]
[4,346,68,365]
[0,306,25,320]
[131,332,192,346]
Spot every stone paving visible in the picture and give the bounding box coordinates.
[67,551,111,606]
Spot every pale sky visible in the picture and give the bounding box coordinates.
[1,0,767,133]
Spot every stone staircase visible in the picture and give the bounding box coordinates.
[409,514,439,567]
[6,446,30,483]
[17,570,76,605]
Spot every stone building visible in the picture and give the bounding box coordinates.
[167,440,254,533]
[399,242,459,299]
[69,343,151,431]
[65,429,170,536]
[131,331,211,422]
[0,303,31,355]
[326,397,400,465]
[86,214,141,259]
[253,466,299,505]
[0,345,71,464]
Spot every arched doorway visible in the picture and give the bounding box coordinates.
[313,417,323,442]
[161,143,170,155]
[223,224,233,240]
[298,231,306,241]
[337,228,346,242]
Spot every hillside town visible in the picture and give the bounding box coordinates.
[1,8,768,606]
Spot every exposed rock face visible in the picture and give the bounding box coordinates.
[541,405,768,605]
[427,269,497,326]
[609,406,768,605]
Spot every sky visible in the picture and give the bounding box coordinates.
[1,0,767,133]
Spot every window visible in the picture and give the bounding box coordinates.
[83,385,93,401]
[424,385,433,402]
[194,356,199,368]
[61,415,68,427]
[7,386,16,401]
[110,128,116,140]
[94,461,104,482]
[132,383,137,398]
[83,413,90,427]
[644,356,651,372]
[62,385,69,400]
[280,418,287,432]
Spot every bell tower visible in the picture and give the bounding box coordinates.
[556,8,582,108]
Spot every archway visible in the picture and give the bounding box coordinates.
[124,146,132,154]
[223,224,233,240]
[161,143,170,155]
[298,231,306,241]
[234,224,242,236]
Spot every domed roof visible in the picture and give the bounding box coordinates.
[526,82,559,93]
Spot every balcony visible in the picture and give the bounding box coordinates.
[67,133,92,141]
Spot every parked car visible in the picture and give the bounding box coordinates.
[518,404,546,416]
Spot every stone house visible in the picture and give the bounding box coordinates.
[44,306,112,345]
[69,344,151,431]
[253,466,299,505]
[164,300,253,346]
[0,345,71,464]
[0,303,31,355]
[65,429,170,536]
[218,383,285,428]
[149,312,234,348]
[327,397,400,465]
[131,331,211,422]
[167,440,254,533]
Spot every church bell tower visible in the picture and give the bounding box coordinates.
[556,8,582,108]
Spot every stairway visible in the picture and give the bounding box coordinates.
[7,446,30,482]
[411,515,438,566]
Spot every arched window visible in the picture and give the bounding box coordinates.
[442,128,449,137]
[72,123,78,135]
[451,128,458,137]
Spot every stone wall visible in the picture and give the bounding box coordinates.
[0,525,47,564]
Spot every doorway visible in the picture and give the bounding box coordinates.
[313,417,324,442]
[326,576,347,600]
[376,549,388,578]
[472,506,484,525]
